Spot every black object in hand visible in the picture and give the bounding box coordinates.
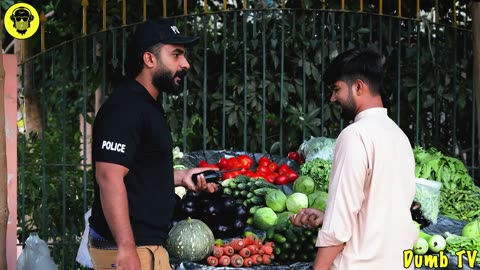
[191,170,222,185]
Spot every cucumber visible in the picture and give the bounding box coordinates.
[220,178,234,187]
[272,233,287,244]
[249,205,261,215]
[254,180,278,189]
[285,229,298,243]
[246,192,255,199]
[281,242,291,251]
[237,183,247,190]
[234,175,251,183]
[247,196,264,205]
[252,187,277,196]
[223,187,232,195]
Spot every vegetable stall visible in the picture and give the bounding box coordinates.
[167,139,480,269]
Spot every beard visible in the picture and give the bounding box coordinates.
[339,89,357,123]
[152,66,187,96]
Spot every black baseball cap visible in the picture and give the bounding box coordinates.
[132,19,199,54]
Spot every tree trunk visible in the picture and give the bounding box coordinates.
[0,13,10,270]
[473,2,480,185]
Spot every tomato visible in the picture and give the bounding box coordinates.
[218,157,229,169]
[285,170,299,182]
[256,165,271,175]
[277,163,290,174]
[243,170,255,177]
[274,174,290,185]
[237,154,254,169]
[267,162,279,172]
[198,160,219,168]
[287,151,300,162]
[227,157,243,169]
[258,156,271,167]
[222,172,235,180]
[198,160,209,167]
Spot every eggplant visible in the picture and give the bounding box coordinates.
[212,223,234,239]
[219,195,236,212]
[232,218,246,232]
[202,201,222,217]
[234,204,249,221]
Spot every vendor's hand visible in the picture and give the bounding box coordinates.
[182,167,219,193]
[290,208,324,229]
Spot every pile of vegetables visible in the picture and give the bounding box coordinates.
[264,221,318,263]
[205,233,275,267]
[172,190,249,239]
[414,146,476,191]
[444,220,480,265]
[413,146,480,222]
[197,155,299,184]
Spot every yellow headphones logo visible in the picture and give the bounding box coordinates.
[3,3,40,40]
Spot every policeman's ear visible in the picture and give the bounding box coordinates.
[143,52,156,68]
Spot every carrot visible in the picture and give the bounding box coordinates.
[246,244,259,255]
[230,254,244,268]
[251,254,263,265]
[212,245,224,258]
[244,233,259,246]
[262,254,271,265]
[238,247,251,258]
[261,243,273,255]
[223,245,235,256]
[206,256,219,267]
[218,255,231,266]
[229,238,245,251]
[243,257,253,267]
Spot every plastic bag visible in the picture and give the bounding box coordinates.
[76,209,94,268]
[415,178,442,224]
[298,136,336,162]
[17,232,58,270]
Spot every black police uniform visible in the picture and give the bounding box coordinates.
[89,78,175,246]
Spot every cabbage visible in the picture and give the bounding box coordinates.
[285,193,309,213]
[265,190,287,212]
[299,136,337,162]
[462,220,480,238]
[253,207,278,230]
[308,191,328,211]
[293,176,316,195]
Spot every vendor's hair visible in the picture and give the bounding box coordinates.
[323,48,385,95]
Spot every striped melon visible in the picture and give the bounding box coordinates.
[166,217,215,262]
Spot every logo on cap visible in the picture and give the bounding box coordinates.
[3,3,40,40]
[170,26,181,35]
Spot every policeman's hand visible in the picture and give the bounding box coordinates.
[290,208,324,229]
[116,246,141,270]
[183,167,219,193]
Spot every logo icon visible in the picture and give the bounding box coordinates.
[3,3,40,39]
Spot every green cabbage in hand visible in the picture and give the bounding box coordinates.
[286,193,308,213]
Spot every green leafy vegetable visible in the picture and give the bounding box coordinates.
[413,146,475,190]
[299,158,332,193]
[444,232,480,265]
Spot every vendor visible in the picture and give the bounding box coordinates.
[290,48,418,270]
